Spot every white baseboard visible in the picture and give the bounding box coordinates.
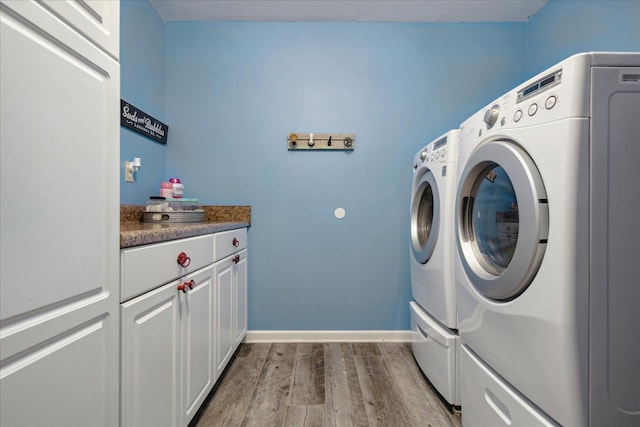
[244,330,413,343]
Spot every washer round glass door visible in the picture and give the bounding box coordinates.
[411,169,440,264]
[456,140,549,301]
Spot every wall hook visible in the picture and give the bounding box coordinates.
[287,133,355,150]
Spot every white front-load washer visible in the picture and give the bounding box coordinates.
[409,130,460,407]
[455,52,640,426]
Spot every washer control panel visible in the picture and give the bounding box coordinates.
[426,134,448,165]
[413,132,458,172]
[426,145,447,164]
[513,92,559,123]
[470,67,568,141]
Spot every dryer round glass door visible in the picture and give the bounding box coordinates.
[456,140,549,301]
[411,170,440,264]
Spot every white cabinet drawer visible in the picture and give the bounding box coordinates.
[213,228,247,261]
[121,234,214,302]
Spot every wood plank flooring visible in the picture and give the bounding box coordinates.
[192,343,461,427]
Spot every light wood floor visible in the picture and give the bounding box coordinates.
[192,342,462,427]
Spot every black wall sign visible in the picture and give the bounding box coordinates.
[120,100,169,144]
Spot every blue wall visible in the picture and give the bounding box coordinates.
[120,0,166,204]
[120,0,638,330]
[525,0,640,75]
[163,22,524,330]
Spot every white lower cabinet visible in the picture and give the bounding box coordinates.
[213,232,248,379]
[120,228,247,427]
[122,265,214,427]
[121,265,215,427]
[215,256,235,378]
[233,250,248,346]
[121,281,181,427]
[181,266,215,425]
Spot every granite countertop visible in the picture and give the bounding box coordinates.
[120,221,249,248]
[120,205,251,248]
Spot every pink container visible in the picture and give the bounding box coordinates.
[160,182,173,198]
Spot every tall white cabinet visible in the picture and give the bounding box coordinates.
[0,1,120,426]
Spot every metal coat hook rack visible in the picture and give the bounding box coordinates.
[288,133,355,150]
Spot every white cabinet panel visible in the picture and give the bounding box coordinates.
[0,313,116,427]
[1,0,119,321]
[4,0,119,58]
[121,282,181,427]
[234,249,248,346]
[45,0,119,58]
[214,244,248,378]
[215,257,235,378]
[181,266,215,425]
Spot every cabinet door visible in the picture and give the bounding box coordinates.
[181,265,215,426]
[234,249,248,347]
[121,282,181,427]
[38,0,119,58]
[215,257,235,378]
[0,1,119,426]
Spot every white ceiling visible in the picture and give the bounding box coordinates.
[149,0,548,23]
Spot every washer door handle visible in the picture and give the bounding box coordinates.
[466,196,475,242]
[460,196,475,242]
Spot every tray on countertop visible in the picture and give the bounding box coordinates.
[143,210,205,223]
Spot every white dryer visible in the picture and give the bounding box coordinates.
[409,130,460,407]
[454,52,640,426]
